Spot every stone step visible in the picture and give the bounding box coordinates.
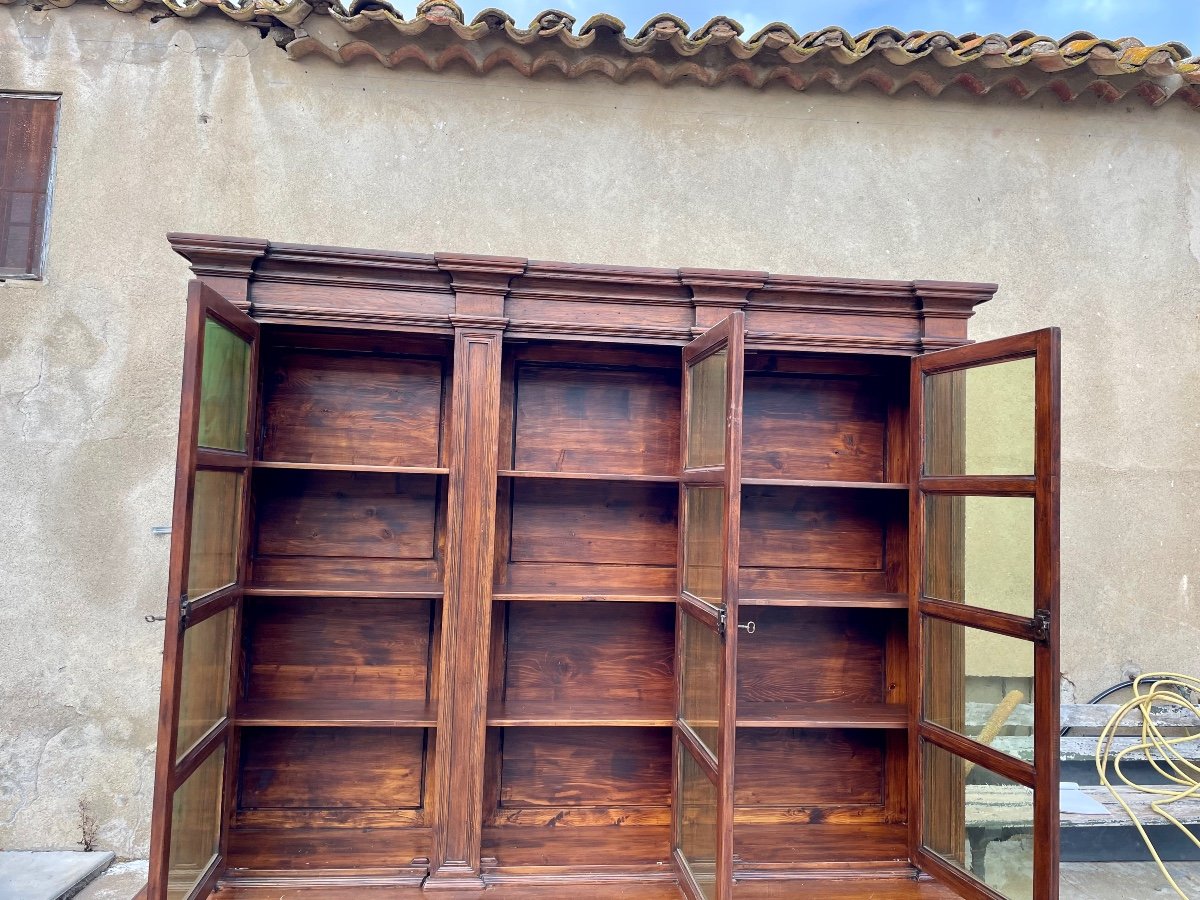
[0,851,115,900]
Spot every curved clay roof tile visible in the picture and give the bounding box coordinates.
[12,0,1197,112]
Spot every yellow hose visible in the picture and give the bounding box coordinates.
[1095,673,1200,900]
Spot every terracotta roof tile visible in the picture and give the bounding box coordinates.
[5,0,1198,111]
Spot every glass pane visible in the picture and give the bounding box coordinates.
[922,740,1033,900]
[687,349,727,468]
[167,744,225,900]
[678,745,718,900]
[683,486,723,604]
[923,617,1034,762]
[679,613,721,757]
[924,495,1034,618]
[188,470,242,600]
[198,317,251,452]
[176,606,234,759]
[925,357,1035,476]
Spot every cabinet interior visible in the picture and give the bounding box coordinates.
[203,320,929,886]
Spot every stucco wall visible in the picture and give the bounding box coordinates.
[1,5,1197,857]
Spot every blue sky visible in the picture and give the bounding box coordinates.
[463,0,1200,52]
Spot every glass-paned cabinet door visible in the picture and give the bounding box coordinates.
[148,282,259,900]
[912,329,1060,900]
[674,313,743,900]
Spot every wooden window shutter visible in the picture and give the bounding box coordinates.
[0,95,58,279]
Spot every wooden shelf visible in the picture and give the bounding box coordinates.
[739,591,907,609]
[237,698,438,728]
[736,702,907,729]
[493,592,675,603]
[481,824,671,870]
[741,477,908,491]
[487,699,674,727]
[255,460,448,475]
[498,469,677,484]
[244,587,443,599]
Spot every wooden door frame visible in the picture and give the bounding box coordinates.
[908,329,1060,900]
[146,281,259,900]
[673,312,744,900]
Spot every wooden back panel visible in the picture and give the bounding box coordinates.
[501,602,673,704]
[739,487,904,597]
[737,607,887,705]
[499,727,671,809]
[511,363,680,476]
[251,471,443,591]
[260,346,446,468]
[743,373,886,481]
[239,727,428,810]
[242,598,434,702]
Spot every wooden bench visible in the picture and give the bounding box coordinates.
[966,701,1200,763]
[959,702,1200,879]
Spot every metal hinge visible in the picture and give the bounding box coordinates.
[179,592,191,631]
[1033,608,1052,644]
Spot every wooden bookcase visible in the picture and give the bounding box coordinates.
[144,236,1061,900]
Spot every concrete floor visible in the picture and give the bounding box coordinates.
[1061,861,1200,899]
[72,860,146,900]
[71,861,1200,899]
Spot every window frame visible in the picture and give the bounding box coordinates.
[0,91,61,282]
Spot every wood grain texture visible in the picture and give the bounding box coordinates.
[500,562,677,596]
[499,727,671,808]
[736,702,906,729]
[429,321,506,885]
[487,699,673,726]
[206,879,959,898]
[737,607,887,705]
[238,727,426,809]
[513,363,680,476]
[739,591,905,609]
[242,598,433,702]
[509,480,678,566]
[254,471,438,560]
[248,557,440,593]
[236,698,437,728]
[734,823,909,867]
[739,486,889,571]
[225,824,432,870]
[500,602,673,705]
[742,373,886,482]
[735,729,884,807]
[153,236,1007,899]
[260,349,444,467]
[481,824,671,869]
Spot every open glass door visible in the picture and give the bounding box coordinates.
[147,282,258,900]
[673,312,744,900]
[911,329,1060,900]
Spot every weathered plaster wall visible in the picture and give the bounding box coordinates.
[1,5,1197,857]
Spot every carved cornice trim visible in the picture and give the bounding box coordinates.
[167,235,995,351]
[449,314,509,331]
[681,268,768,308]
[913,279,999,314]
[746,331,925,354]
[506,320,694,343]
[248,305,456,333]
[168,232,269,278]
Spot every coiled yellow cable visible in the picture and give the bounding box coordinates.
[1095,673,1200,900]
